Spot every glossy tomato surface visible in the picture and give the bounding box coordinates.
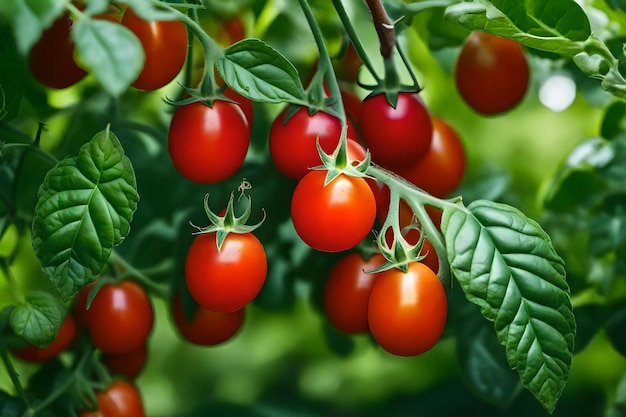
[358,92,433,169]
[185,232,267,313]
[368,262,447,356]
[103,380,145,417]
[86,281,154,354]
[324,253,385,334]
[291,170,376,253]
[168,101,250,183]
[269,107,358,180]
[171,295,245,345]
[122,8,188,90]
[12,314,77,363]
[396,117,466,198]
[455,32,529,115]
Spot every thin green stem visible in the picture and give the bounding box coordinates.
[0,142,59,166]
[0,348,30,408]
[108,251,171,300]
[330,0,382,82]
[395,40,420,91]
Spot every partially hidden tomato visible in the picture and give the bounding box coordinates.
[121,8,188,90]
[358,92,433,169]
[334,41,362,83]
[324,253,385,334]
[80,380,145,417]
[291,170,376,253]
[368,262,447,356]
[171,294,245,345]
[12,314,77,363]
[455,32,529,115]
[185,232,267,313]
[103,343,148,380]
[269,107,358,180]
[395,117,466,198]
[168,100,250,183]
[85,281,154,354]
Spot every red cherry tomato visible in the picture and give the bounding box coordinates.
[168,101,250,183]
[185,232,267,313]
[291,170,376,253]
[396,117,466,198]
[368,262,447,356]
[324,253,385,334]
[73,281,97,329]
[358,92,433,169]
[82,380,145,417]
[28,11,86,89]
[12,314,77,363]
[86,281,154,354]
[103,343,148,380]
[121,8,188,90]
[171,295,245,345]
[455,32,529,115]
[223,87,254,124]
[269,107,358,180]
[334,42,362,83]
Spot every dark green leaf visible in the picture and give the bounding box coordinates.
[606,0,626,9]
[32,127,139,300]
[9,290,64,346]
[217,38,307,104]
[572,303,606,353]
[0,390,26,417]
[442,200,576,413]
[588,193,626,255]
[444,0,590,56]
[0,0,66,54]
[0,25,22,121]
[605,302,626,357]
[457,315,523,408]
[601,101,626,140]
[72,18,144,97]
[322,321,356,357]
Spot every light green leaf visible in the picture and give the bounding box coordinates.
[32,127,139,301]
[72,18,144,97]
[217,38,307,104]
[442,200,576,413]
[10,291,65,347]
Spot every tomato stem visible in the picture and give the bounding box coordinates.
[0,348,30,408]
[0,259,24,304]
[364,0,396,59]
[109,251,172,300]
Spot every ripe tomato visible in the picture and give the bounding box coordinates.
[358,92,433,169]
[12,314,77,363]
[171,295,245,345]
[324,253,385,334]
[168,100,250,183]
[28,11,86,89]
[73,281,97,328]
[269,107,358,180]
[455,32,529,115]
[334,42,362,83]
[81,380,145,417]
[223,87,254,124]
[103,343,148,380]
[395,117,466,198]
[185,232,267,313]
[368,262,447,356]
[121,8,188,90]
[86,281,154,354]
[291,170,376,253]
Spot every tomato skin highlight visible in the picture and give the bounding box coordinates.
[185,232,267,313]
[324,253,385,334]
[86,281,154,355]
[358,92,433,169]
[368,262,447,356]
[396,117,466,198]
[455,32,529,115]
[12,314,77,363]
[171,295,245,345]
[269,107,358,180]
[290,171,376,253]
[122,8,188,91]
[168,101,250,183]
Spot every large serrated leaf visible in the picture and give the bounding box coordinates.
[32,128,138,301]
[442,200,576,414]
[9,291,65,347]
[445,0,590,57]
[217,38,307,104]
[72,19,144,97]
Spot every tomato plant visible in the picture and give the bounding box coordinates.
[368,262,447,356]
[454,31,530,115]
[102,343,148,380]
[12,314,77,363]
[80,380,145,417]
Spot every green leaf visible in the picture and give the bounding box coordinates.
[32,128,139,301]
[444,0,591,56]
[118,0,180,21]
[602,101,626,140]
[217,38,307,104]
[442,200,576,413]
[0,25,22,121]
[72,18,144,97]
[457,315,523,408]
[9,291,65,347]
[0,0,67,54]
[0,389,26,417]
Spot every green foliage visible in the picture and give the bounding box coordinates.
[9,291,64,347]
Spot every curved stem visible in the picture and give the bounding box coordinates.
[109,251,171,300]
[0,348,30,408]
[364,0,395,59]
